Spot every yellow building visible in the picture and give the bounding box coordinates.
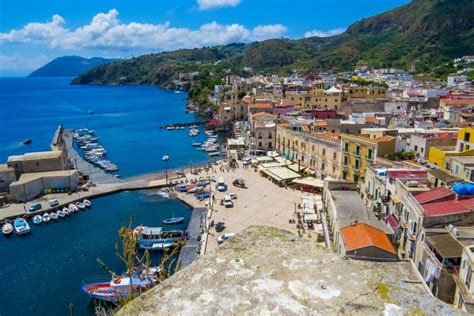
[285,90,342,110]
[428,127,474,168]
[346,85,386,102]
[340,134,396,186]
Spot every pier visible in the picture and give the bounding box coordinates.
[178,207,207,269]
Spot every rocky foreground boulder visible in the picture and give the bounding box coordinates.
[118,226,463,315]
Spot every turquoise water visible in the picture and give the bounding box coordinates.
[0,77,208,315]
[0,77,214,177]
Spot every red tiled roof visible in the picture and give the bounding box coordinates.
[340,223,396,255]
[421,199,471,217]
[387,170,428,180]
[414,187,454,204]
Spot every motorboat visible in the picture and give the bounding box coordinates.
[192,142,202,146]
[162,217,185,225]
[162,155,169,161]
[69,203,79,212]
[2,222,13,236]
[63,207,71,216]
[57,210,66,218]
[22,138,32,145]
[83,199,92,208]
[137,227,184,250]
[208,152,220,157]
[139,242,176,250]
[76,202,86,210]
[50,212,59,220]
[186,186,201,194]
[81,266,162,302]
[14,218,31,235]
[42,213,51,223]
[32,215,43,225]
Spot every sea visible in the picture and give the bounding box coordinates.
[0,77,214,315]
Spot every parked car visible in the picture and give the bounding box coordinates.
[215,222,226,232]
[233,178,246,188]
[28,203,42,212]
[48,199,59,207]
[224,195,234,208]
[216,177,227,192]
[243,157,251,165]
[195,191,211,200]
[228,192,237,199]
[218,233,236,244]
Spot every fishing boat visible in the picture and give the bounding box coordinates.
[21,139,32,145]
[63,207,71,216]
[69,203,79,212]
[192,142,202,146]
[42,213,51,223]
[137,227,184,250]
[162,216,185,225]
[32,215,43,225]
[57,210,66,218]
[208,152,220,157]
[50,212,59,220]
[13,218,31,235]
[139,241,176,250]
[76,202,86,210]
[83,199,92,208]
[162,155,169,161]
[2,222,13,236]
[81,266,162,302]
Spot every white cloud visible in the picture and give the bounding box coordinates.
[197,0,241,10]
[304,28,345,38]
[0,9,287,51]
[0,53,51,76]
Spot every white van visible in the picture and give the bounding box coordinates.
[48,199,59,207]
[224,195,233,208]
[217,177,227,192]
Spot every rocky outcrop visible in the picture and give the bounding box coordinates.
[118,226,462,315]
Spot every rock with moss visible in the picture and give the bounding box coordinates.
[117,226,463,315]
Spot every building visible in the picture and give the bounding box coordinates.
[346,85,386,102]
[276,126,341,179]
[340,134,396,186]
[446,156,474,182]
[408,131,458,159]
[9,170,80,202]
[454,244,474,313]
[7,151,67,178]
[0,164,16,193]
[339,223,398,261]
[428,127,474,168]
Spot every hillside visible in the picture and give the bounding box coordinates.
[117,226,460,315]
[29,56,116,77]
[73,0,474,107]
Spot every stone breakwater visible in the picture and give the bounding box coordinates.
[117,226,461,316]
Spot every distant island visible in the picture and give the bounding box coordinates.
[28,56,117,77]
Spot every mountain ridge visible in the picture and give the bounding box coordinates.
[29,56,117,77]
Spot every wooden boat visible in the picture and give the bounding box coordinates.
[2,222,13,236]
[162,216,185,225]
[62,207,71,216]
[32,215,43,225]
[69,203,79,212]
[83,199,91,208]
[57,210,66,218]
[42,213,51,223]
[14,218,31,235]
[50,212,59,220]
[137,227,184,250]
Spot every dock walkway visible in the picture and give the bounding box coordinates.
[178,207,207,269]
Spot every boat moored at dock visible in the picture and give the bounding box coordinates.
[162,216,185,225]
[2,222,13,236]
[136,227,184,250]
[42,213,51,223]
[32,215,43,225]
[14,218,31,235]
[83,199,91,208]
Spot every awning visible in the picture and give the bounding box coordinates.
[288,163,305,173]
[291,177,324,188]
[224,107,231,111]
[390,194,401,204]
[386,215,400,230]
[263,167,301,182]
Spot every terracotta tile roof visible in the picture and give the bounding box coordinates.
[315,133,340,141]
[387,170,428,180]
[374,135,395,142]
[277,122,289,128]
[250,102,272,108]
[442,99,474,106]
[421,199,471,217]
[303,125,310,132]
[414,187,454,204]
[340,223,396,254]
[252,112,277,119]
[365,117,378,124]
[242,96,251,104]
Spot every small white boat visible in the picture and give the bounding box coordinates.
[76,202,86,210]
[42,213,51,223]
[2,222,13,236]
[83,199,91,208]
[209,152,220,157]
[14,218,31,235]
[192,142,202,146]
[69,203,79,212]
[50,212,59,220]
[63,207,71,216]
[162,155,169,161]
[57,210,66,218]
[32,215,42,225]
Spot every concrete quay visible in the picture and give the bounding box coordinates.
[178,207,207,269]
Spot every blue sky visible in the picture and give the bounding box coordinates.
[0,0,410,76]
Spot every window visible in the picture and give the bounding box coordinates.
[354,175,359,183]
[466,268,472,289]
[342,171,347,180]
[343,155,348,166]
[321,163,325,170]
[322,149,326,156]
[344,142,349,153]
[355,145,360,156]
[367,148,373,160]
[333,152,337,160]
[464,132,470,142]
[414,145,418,151]
[354,159,360,170]
[258,142,262,147]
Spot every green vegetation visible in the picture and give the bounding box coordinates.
[385,151,416,161]
[72,0,474,110]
